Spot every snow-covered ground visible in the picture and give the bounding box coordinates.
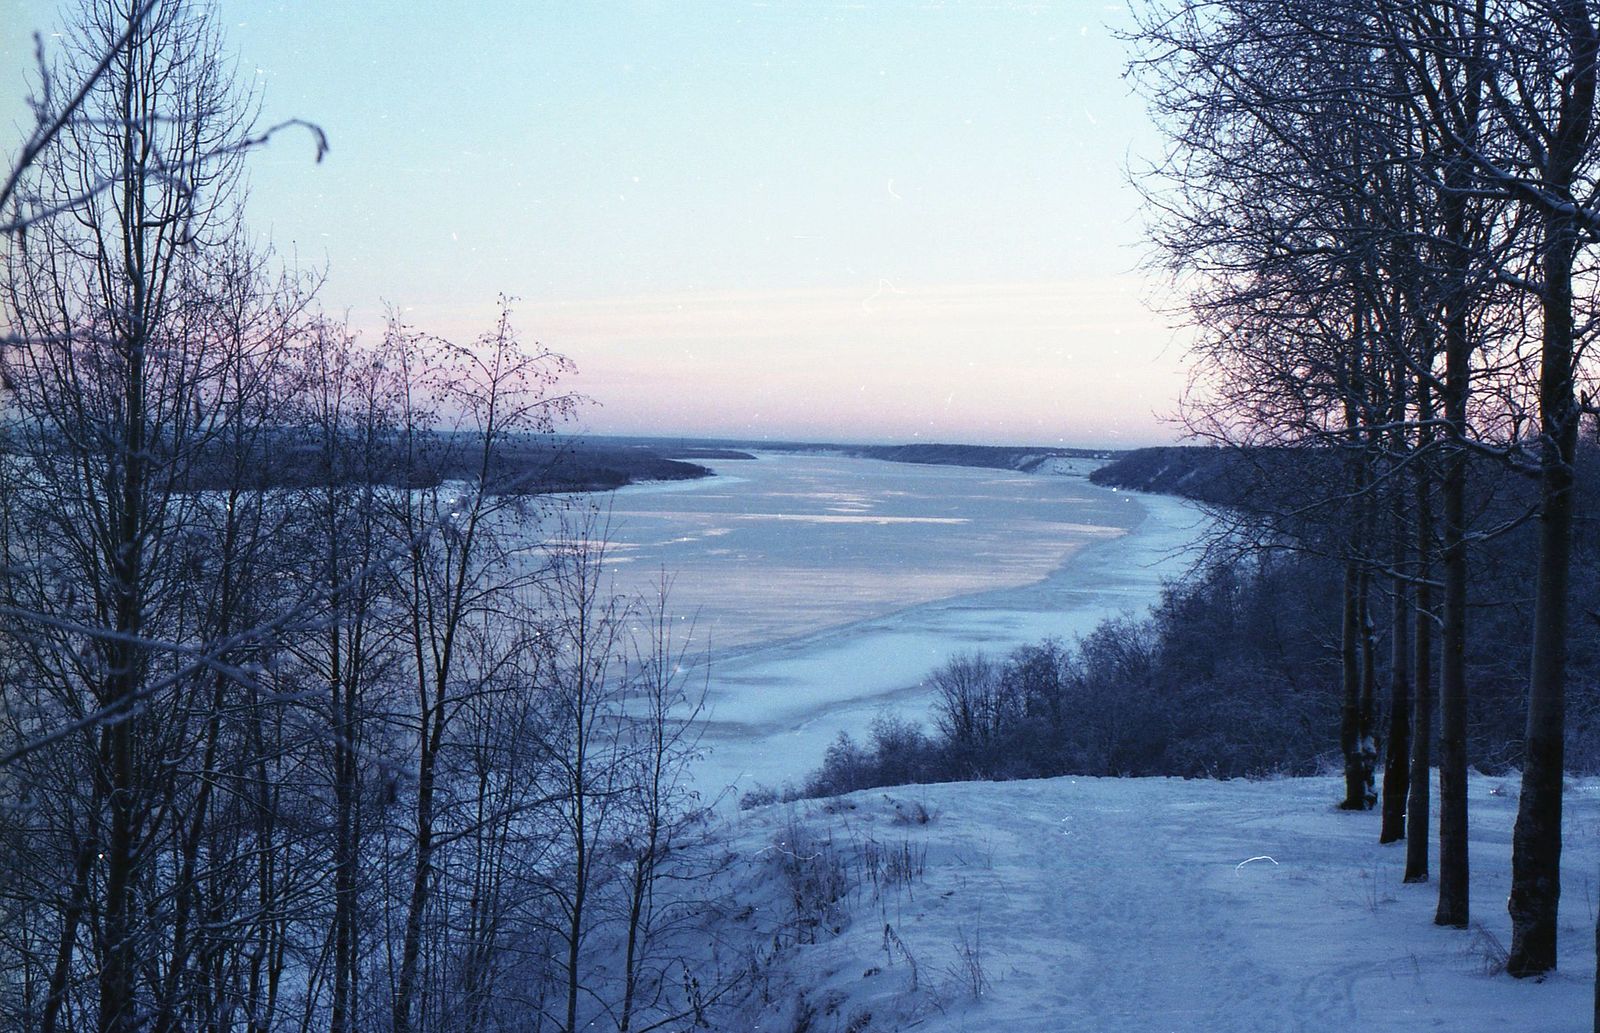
[584,452,1204,795]
[716,772,1596,1033]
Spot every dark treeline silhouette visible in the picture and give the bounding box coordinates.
[171,430,714,493]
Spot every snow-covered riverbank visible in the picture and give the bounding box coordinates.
[715,771,1596,1032]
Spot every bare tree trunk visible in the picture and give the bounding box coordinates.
[393,695,444,1033]
[1435,316,1470,928]
[1339,555,1368,810]
[566,774,588,1033]
[1380,497,1411,842]
[1379,297,1413,845]
[1405,389,1435,883]
[331,668,360,1033]
[1506,318,1574,975]
[41,843,93,1033]
[1506,0,1595,978]
[96,14,156,1028]
[1508,205,1585,980]
[1432,125,1477,921]
[1359,554,1379,808]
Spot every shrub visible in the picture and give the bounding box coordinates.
[797,551,1345,794]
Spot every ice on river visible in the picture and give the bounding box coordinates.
[584,452,1205,795]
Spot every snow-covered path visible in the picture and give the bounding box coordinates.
[726,773,1597,1032]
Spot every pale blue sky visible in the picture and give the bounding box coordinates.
[1,1,1187,446]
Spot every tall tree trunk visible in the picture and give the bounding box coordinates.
[1508,0,1594,979]
[392,706,442,1033]
[1435,345,1470,928]
[1434,157,1473,926]
[100,96,150,1033]
[1508,213,1583,979]
[97,10,157,1023]
[1380,337,1412,842]
[331,646,359,1033]
[1405,392,1435,883]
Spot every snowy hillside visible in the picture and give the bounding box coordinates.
[716,772,1595,1032]
[1023,454,1105,477]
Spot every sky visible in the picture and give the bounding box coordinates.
[0,1,1189,448]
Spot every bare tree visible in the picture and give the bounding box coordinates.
[283,317,408,1033]
[0,5,315,1031]
[3,6,755,1033]
[0,0,323,244]
[1130,0,1423,815]
[1129,2,1600,947]
[383,301,574,1033]
[1487,0,1599,979]
[1375,0,1600,962]
[532,511,634,1033]
[616,572,713,1033]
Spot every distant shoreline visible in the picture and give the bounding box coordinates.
[586,433,1117,479]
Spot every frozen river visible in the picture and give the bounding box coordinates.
[584,452,1206,795]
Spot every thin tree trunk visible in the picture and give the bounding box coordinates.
[1340,556,1367,810]
[331,646,358,1033]
[1380,528,1411,842]
[1380,336,1412,842]
[100,70,150,1028]
[392,707,441,1033]
[1359,557,1379,808]
[1405,398,1435,883]
[1435,311,1470,928]
[42,841,94,1033]
[567,753,587,1033]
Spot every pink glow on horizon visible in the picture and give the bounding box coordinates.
[377,277,1189,448]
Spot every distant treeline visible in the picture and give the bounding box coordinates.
[175,431,719,493]
[1089,445,1265,502]
[830,442,1110,472]
[1090,445,1348,507]
[1092,443,1600,521]
[598,435,1113,474]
